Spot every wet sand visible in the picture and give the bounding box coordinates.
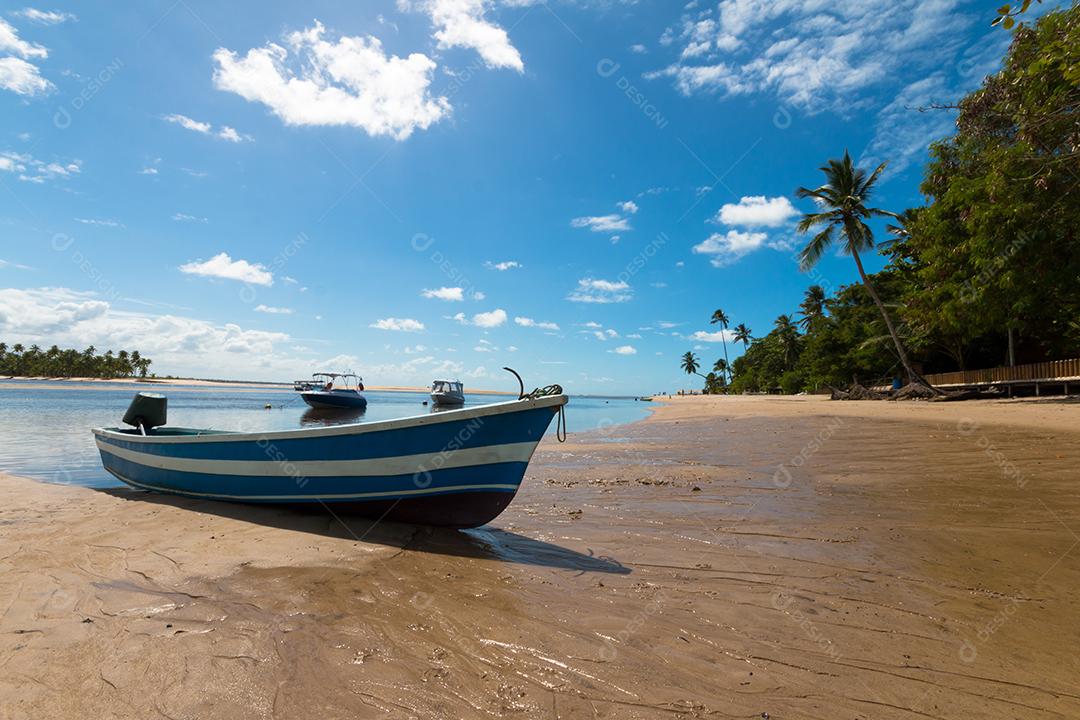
[2,395,1079,718]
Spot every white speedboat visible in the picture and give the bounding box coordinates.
[431,379,465,406]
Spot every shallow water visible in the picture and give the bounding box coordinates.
[0,380,650,488]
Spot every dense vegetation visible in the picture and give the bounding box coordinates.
[683,5,1079,394]
[0,343,153,378]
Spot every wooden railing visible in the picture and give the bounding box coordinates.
[923,358,1080,387]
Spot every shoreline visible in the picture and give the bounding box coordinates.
[0,376,518,395]
[3,395,1079,717]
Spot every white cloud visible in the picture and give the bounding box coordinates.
[164,114,252,142]
[716,196,797,228]
[0,18,47,59]
[689,329,735,343]
[472,308,507,328]
[180,252,273,286]
[0,258,32,270]
[172,213,208,223]
[611,345,637,355]
[0,56,51,95]
[11,9,76,24]
[218,125,252,143]
[862,71,982,177]
[371,317,425,332]
[471,290,485,300]
[163,113,211,134]
[75,218,123,228]
[254,304,293,314]
[0,287,294,379]
[484,260,520,271]
[0,150,79,182]
[406,0,524,72]
[212,20,450,141]
[618,200,639,214]
[421,286,465,301]
[514,316,559,331]
[651,0,973,114]
[630,43,648,54]
[567,278,632,304]
[138,167,158,175]
[692,230,768,267]
[571,213,631,233]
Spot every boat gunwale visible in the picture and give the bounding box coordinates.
[92,394,567,445]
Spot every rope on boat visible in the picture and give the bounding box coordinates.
[522,384,567,443]
[504,369,567,442]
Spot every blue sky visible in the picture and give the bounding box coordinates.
[0,0,1049,393]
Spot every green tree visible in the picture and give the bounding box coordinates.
[798,285,827,330]
[709,308,732,383]
[796,150,931,389]
[732,323,753,348]
[680,351,706,387]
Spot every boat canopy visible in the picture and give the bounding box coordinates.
[312,372,363,390]
[433,380,463,393]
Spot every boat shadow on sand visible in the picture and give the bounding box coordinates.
[97,488,631,575]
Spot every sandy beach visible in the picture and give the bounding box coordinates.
[2,394,1079,718]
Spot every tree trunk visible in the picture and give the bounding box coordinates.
[720,335,732,383]
[1007,326,1016,367]
[850,248,937,392]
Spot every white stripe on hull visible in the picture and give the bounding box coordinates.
[96,439,539,477]
[105,468,519,501]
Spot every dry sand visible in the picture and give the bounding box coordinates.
[2,394,1079,718]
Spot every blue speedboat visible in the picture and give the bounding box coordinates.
[92,390,567,527]
[300,372,367,410]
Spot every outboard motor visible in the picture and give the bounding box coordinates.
[123,392,167,435]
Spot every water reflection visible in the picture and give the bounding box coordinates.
[300,406,367,427]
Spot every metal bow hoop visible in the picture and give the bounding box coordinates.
[503,367,567,442]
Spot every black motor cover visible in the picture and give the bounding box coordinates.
[122,392,167,429]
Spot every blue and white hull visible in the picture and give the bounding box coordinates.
[300,389,368,409]
[93,395,566,527]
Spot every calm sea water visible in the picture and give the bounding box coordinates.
[0,380,651,488]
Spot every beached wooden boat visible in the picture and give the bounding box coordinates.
[92,392,567,527]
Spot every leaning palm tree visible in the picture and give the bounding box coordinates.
[732,323,752,348]
[795,151,932,390]
[709,308,732,383]
[798,285,827,330]
[680,351,705,379]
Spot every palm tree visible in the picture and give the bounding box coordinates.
[680,351,705,379]
[796,150,931,389]
[798,285,827,330]
[732,323,752,348]
[884,208,917,245]
[712,358,729,388]
[773,314,800,369]
[709,308,732,382]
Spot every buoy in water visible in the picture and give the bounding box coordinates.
[264,403,272,409]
